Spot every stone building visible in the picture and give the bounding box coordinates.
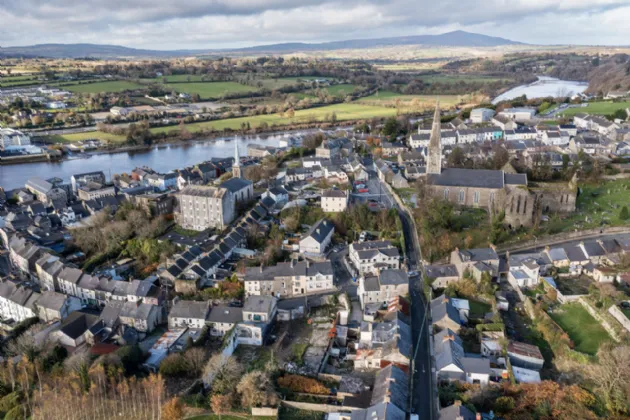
[422,102,576,229]
[175,185,235,231]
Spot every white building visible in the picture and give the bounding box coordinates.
[0,128,31,150]
[499,107,537,121]
[299,219,334,255]
[176,185,236,231]
[321,189,348,213]
[349,240,401,275]
[470,108,496,123]
[168,300,210,330]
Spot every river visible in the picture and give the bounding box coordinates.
[0,132,307,190]
[492,76,588,104]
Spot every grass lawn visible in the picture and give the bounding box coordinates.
[278,407,324,420]
[48,131,126,143]
[558,101,630,117]
[622,308,630,320]
[164,82,258,99]
[150,103,401,134]
[65,80,146,93]
[469,300,492,316]
[549,303,611,355]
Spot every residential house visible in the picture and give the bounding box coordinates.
[321,189,348,213]
[168,300,210,330]
[146,172,179,191]
[358,269,409,308]
[35,253,64,291]
[0,281,40,323]
[35,291,82,323]
[50,310,101,348]
[207,304,242,336]
[492,115,518,131]
[237,295,277,346]
[508,257,540,289]
[244,260,334,298]
[450,247,500,281]
[299,218,334,255]
[355,311,412,370]
[434,328,491,386]
[425,264,459,289]
[71,171,106,192]
[431,295,462,332]
[349,240,401,275]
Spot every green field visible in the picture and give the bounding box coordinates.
[48,131,126,143]
[550,303,611,355]
[150,103,399,134]
[359,91,461,107]
[163,82,258,99]
[419,74,512,84]
[559,101,630,117]
[322,84,361,96]
[65,80,146,93]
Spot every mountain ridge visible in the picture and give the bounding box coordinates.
[0,31,523,58]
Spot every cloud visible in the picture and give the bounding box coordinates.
[0,0,628,48]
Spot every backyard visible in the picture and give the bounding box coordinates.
[554,275,592,296]
[549,303,612,355]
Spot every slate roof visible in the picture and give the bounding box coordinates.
[370,365,409,412]
[220,177,253,193]
[581,241,606,257]
[563,245,588,262]
[425,264,459,278]
[169,300,210,320]
[428,168,506,189]
[457,248,498,262]
[546,247,569,261]
[207,305,243,324]
[243,295,276,314]
[26,177,53,194]
[35,291,69,312]
[58,266,84,285]
[431,295,461,326]
[301,218,334,244]
[379,269,408,286]
[59,310,100,340]
[245,261,333,281]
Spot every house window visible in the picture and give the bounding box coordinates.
[473,191,480,204]
[458,190,465,203]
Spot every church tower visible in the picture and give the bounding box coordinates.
[232,139,241,179]
[427,100,442,175]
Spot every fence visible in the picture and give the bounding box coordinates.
[608,305,630,333]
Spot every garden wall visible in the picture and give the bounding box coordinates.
[578,298,621,342]
[608,305,630,333]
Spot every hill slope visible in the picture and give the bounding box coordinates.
[0,31,523,58]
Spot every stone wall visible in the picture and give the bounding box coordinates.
[281,400,359,413]
[497,226,630,254]
[578,298,621,342]
[251,407,278,417]
[608,305,630,333]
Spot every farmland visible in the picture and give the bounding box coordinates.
[549,303,611,355]
[558,101,630,117]
[163,82,259,99]
[419,74,513,84]
[65,80,146,93]
[358,91,464,107]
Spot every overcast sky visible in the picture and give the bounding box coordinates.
[1,0,629,49]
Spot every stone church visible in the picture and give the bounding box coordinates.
[422,102,576,228]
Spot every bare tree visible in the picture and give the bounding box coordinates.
[586,343,630,414]
[236,370,278,408]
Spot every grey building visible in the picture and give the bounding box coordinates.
[175,185,235,231]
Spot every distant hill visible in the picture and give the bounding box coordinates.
[0,31,524,58]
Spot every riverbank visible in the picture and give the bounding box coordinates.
[492,76,588,104]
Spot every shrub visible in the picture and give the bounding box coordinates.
[620,206,629,221]
[277,374,329,395]
[495,396,515,413]
[159,354,189,377]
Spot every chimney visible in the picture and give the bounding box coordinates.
[442,296,449,304]
[454,400,462,407]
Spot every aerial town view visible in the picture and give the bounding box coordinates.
[2,2,630,420]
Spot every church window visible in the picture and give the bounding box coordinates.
[444,189,449,199]
[489,192,495,203]
[473,191,480,204]
[516,196,521,213]
[458,190,465,203]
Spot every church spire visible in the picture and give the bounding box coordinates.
[232,138,241,179]
[427,100,442,175]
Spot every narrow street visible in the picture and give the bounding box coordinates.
[398,201,435,419]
